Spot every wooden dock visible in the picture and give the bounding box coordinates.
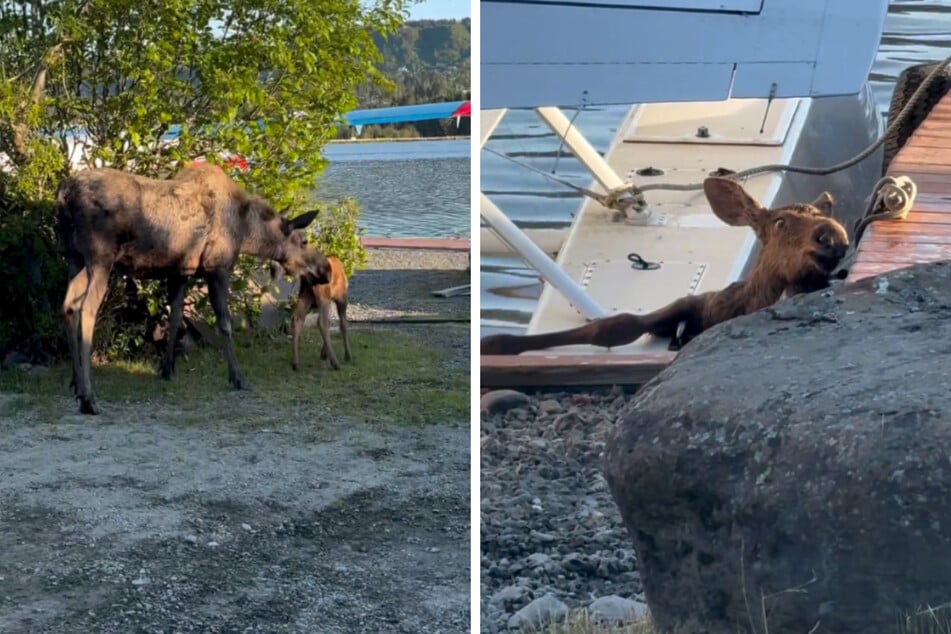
[849,91,951,282]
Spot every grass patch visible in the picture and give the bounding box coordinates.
[0,325,468,426]
[535,614,655,634]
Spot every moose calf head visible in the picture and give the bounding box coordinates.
[704,177,849,292]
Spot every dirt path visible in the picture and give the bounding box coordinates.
[0,400,469,633]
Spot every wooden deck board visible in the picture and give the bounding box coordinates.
[481,353,676,387]
[847,88,951,284]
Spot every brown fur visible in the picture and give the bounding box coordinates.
[481,177,849,356]
[290,255,352,371]
[57,163,331,415]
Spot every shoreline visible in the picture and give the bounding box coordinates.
[329,135,470,144]
[362,236,470,251]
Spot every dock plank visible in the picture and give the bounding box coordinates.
[481,353,677,388]
[847,88,951,285]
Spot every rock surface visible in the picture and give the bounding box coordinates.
[506,593,568,630]
[603,263,951,634]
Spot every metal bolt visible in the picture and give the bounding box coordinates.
[697,126,710,138]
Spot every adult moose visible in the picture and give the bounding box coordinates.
[58,163,330,415]
[481,177,850,355]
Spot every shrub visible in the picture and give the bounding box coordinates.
[308,197,368,278]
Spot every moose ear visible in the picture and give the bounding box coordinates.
[287,209,319,231]
[811,192,834,215]
[703,177,768,231]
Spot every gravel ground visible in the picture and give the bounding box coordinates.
[480,388,648,632]
[0,246,472,634]
[343,247,470,322]
[0,409,469,634]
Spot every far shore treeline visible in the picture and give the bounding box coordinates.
[337,18,471,139]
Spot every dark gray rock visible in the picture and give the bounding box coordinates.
[603,263,951,634]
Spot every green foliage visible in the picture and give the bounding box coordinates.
[0,202,67,358]
[308,197,368,278]
[0,0,408,359]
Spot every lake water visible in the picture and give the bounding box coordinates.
[319,139,470,239]
[480,0,951,337]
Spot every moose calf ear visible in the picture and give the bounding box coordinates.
[811,192,834,215]
[287,209,320,231]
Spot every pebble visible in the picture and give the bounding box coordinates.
[481,388,643,631]
[183,535,197,545]
[131,577,150,586]
[206,541,219,548]
[506,593,567,630]
[489,585,527,606]
[481,390,531,415]
[588,594,649,624]
[241,523,252,532]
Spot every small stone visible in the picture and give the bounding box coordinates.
[526,553,550,567]
[489,585,527,606]
[588,595,649,624]
[184,535,197,544]
[241,523,252,531]
[131,577,150,586]
[206,541,219,548]
[481,389,532,415]
[538,399,563,415]
[507,593,568,630]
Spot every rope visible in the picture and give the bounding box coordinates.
[484,53,951,212]
[852,175,918,245]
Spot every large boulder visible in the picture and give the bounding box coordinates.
[602,262,951,634]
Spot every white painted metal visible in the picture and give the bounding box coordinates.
[535,106,625,192]
[480,192,607,320]
[480,108,508,147]
[623,98,801,146]
[482,0,889,108]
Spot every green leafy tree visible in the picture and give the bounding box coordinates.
[0,0,408,358]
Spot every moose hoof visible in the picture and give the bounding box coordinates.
[344,352,353,362]
[230,376,252,391]
[291,362,300,372]
[159,363,175,381]
[79,397,100,416]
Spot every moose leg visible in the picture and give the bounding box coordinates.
[77,263,113,415]
[205,269,249,390]
[290,291,314,371]
[336,299,352,362]
[62,263,88,396]
[317,303,341,370]
[159,274,186,380]
[480,295,706,355]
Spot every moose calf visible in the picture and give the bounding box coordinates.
[291,254,352,371]
[481,176,850,355]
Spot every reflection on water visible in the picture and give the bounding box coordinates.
[318,139,470,238]
[480,0,951,337]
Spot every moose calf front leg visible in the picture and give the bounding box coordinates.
[206,270,249,390]
[290,291,314,371]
